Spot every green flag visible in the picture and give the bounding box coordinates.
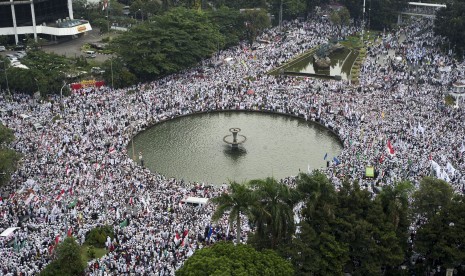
[68,198,77,208]
[119,219,128,228]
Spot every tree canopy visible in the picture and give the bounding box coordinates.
[0,123,20,187]
[175,242,294,276]
[111,7,223,80]
[40,237,86,276]
[434,1,465,58]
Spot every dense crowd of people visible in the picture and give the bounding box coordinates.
[0,13,464,275]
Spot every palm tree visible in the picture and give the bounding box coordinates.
[211,182,255,244]
[249,177,298,249]
[296,171,338,223]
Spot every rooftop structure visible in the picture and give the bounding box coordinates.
[0,0,92,45]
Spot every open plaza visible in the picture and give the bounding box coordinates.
[0,6,464,275]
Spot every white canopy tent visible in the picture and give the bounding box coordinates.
[181,197,209,206]
[0,227,20,237]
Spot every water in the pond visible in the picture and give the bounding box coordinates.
[128,111,343,185]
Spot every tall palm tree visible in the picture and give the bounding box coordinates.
[249,177,298,249]
[211,182,255,244]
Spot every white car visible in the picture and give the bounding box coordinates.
[0,46,6,52]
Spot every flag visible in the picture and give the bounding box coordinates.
[68,198,77,208]
[174,232,181,245]
[446,162,456,176]
[56,190,65,201]
[55,235,60,245]
[67,227,73,237]
[379,154,385,163]
[333,157,341,166]
[119,219,128,228]
[323,153,328,160]
[207,226,213,240]
[129,197,133,205]
[24,193,35,205]
[386,140,395,156]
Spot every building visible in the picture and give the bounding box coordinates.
[0,0,92,45]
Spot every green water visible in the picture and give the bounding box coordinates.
[284,48,358,80]
[128,111,343,185]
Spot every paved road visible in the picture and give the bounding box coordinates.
[42,28,113,63]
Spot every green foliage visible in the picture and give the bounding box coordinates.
[211,182,256,243]
[242,9,272,44]
[412,177,454,221]
[87,245,96,259]
[176,242,294,276]
[40,237,86,276]
[0,123,20,187]
[84,225,114,248]
[111,7,222,80]
[81,245,107,262]
[342,0,406,30]
[280,173,408,275]
[0,123,14,145]
[434,2,465,58]
[444,94,456,106]
[330,6,350,30]
[101,57,137,88]
[248,177,298,249]
[415,195,465,269]
[1,50,71,96]
[206,7,245,48]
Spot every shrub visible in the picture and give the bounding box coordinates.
[84,225,114,248]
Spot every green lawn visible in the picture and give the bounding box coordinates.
[81,245,107,262]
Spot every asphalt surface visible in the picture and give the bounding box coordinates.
[42,28,112,62]
[0,28,113,63]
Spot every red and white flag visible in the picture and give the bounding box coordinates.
[386,140,395,156]
[67,227,73,237]
[56,189,65,201]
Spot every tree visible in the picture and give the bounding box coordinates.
[40,237,86,276]
[0,123,20,187]
[206,7,246,48]
[434,1,465,58]
[101,57,137,89]
[248,177,298,250]
[414,195,465,271]
[412,177,454,222]
[241,9,272,44]
[330,6,350,37]
[176,242,294,276]
[111,7,223,80]
[211,182,255,244]
[342,0,406,30]
[335,180,405,275]
[282,172,348,275]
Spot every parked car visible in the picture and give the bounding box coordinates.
[85,50,96,58]
[14,44,25,51]
[0,46,6,52]
[15,51,27,58]
[91,67,105,74]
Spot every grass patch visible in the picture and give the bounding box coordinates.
[81,245,107,262]
[445,94,456,106]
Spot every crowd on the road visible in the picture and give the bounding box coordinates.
[0,13,464,275]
